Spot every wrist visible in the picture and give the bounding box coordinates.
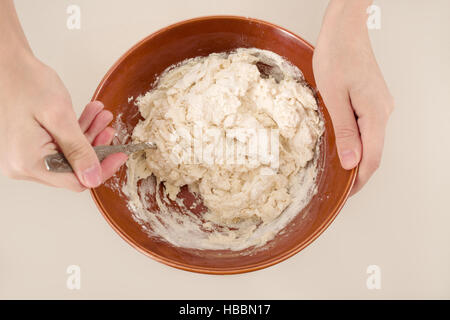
[0,0,35,69]
[0,40,35,70]
[319,0,372,40]
[326,0,373,24]
[329,0,372,8]
[0,43,41,101]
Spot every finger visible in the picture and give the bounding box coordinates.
[9,132,84,192]
[37,107,102,188]
[84,110,113,144]
[79,101,104,132]
[100,153,128,183]
[94,127,126,182]
[349,110,387,196]
[321,88,362,170]
[33,149,87,192]
[93,127,115,147]
[36,171,86,192]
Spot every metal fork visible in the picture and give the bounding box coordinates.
[44,142,156,172]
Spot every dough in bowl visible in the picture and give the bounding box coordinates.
[123,48,324,250]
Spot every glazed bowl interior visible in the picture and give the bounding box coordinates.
[91,16,357,274]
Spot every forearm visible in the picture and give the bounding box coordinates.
[0,0,33,65]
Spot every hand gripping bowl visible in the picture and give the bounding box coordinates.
[90,16,357,274]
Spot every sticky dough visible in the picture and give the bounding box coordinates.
[123,48,324,250]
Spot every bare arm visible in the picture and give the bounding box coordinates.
[0,0,127,191]
[314,0,394,194]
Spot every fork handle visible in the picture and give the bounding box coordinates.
[44,142,156,172]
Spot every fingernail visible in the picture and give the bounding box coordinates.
[340,150,358,170]
[82,165,102,188]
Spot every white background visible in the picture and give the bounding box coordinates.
[1,0,449,299]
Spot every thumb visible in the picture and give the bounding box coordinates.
[41,109,102,188]
[324,91,362,170]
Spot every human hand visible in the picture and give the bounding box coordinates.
[313,0,394,195]
[0,54,128,191]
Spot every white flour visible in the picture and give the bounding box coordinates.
[122,48,324,251]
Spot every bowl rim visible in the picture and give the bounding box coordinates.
[90,15,358,275]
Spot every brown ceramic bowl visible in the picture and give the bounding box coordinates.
[90,16,357,274]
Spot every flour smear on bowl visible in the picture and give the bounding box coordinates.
[122,48,324,251]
